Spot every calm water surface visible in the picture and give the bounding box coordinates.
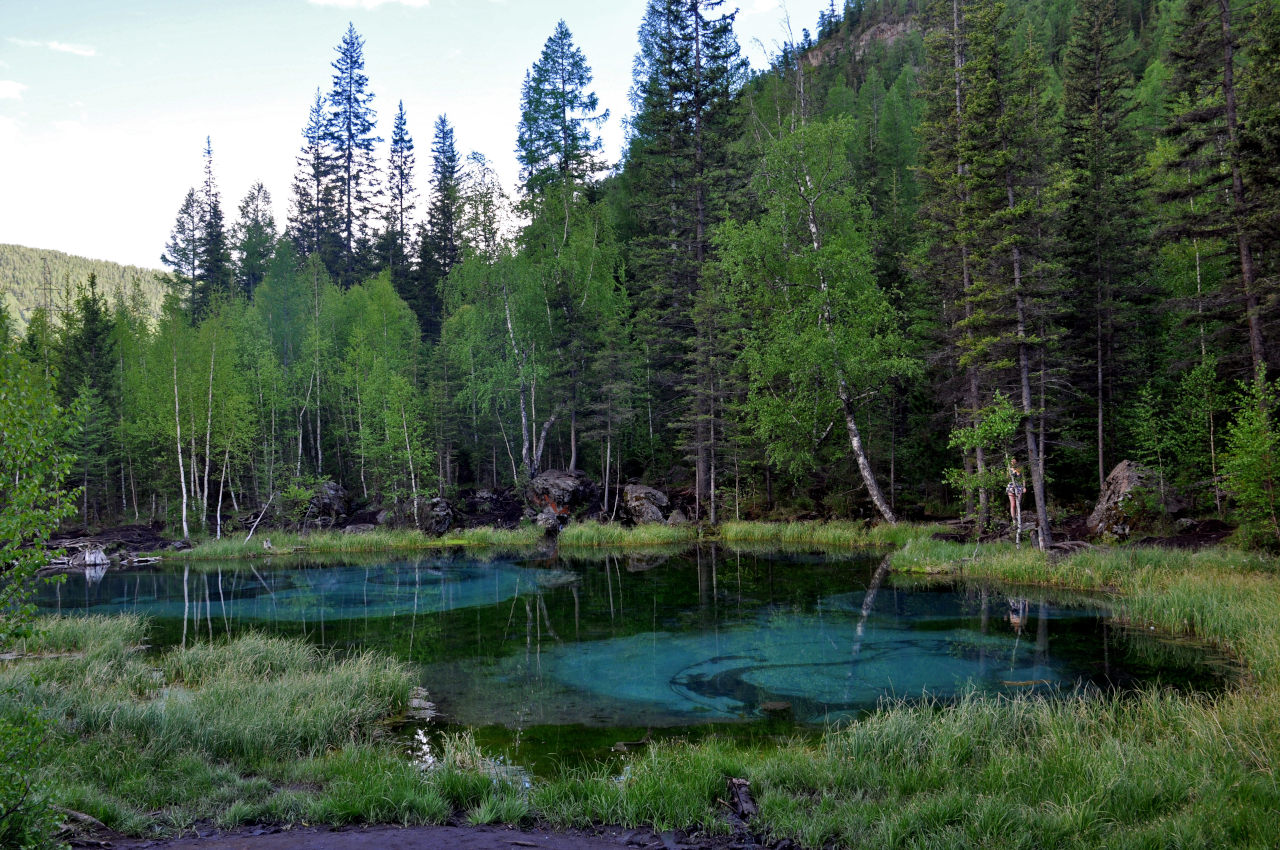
[35,545,1234,766]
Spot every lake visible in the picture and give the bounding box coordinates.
[35,544,1235,769]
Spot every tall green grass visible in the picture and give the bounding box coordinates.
[558,522,699,548]
[160,525,542,560]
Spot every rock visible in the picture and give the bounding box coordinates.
[310,480,349,521]
[666,508,689,526]
[456,488,524,529]
[420,497,454,536]
[534,506,567,534]
[525,469,601,519]
[342,523,377,535]
[622,484,669,524]
[374,497,454,535]
[1087,460,1188,539]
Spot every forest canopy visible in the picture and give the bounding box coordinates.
[6,0,1280,545]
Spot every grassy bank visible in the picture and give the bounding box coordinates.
[158,525,542,560]
[8,527,1280,846]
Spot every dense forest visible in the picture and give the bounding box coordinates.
[0,244,164,332]
[5,0,1279,546]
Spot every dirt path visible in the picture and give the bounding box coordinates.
[74,823,758,850]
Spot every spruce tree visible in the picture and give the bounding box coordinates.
[324,22,382,287]
[1240,0,1280,317]
[624,0,747,516]
[232,182,276,298]
[516,20,608,197]
[383,100,416,294]
[413,114,462,341]
[1060,0,1147,490]
[1163,0,1266,372]
[194,137,233,319]
[161,188,201,308]
[288,89,340,269]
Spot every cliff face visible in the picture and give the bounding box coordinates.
[801,16,918,69]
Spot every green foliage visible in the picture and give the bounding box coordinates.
[945,391,1021,504]
[0,243,164,334]
[1223,371,1280,549]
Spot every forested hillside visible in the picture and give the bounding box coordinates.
[4,0,1278,546]
[0,244,165,331]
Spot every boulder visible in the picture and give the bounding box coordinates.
[1087,460,1187,539]
[457,488,524,529]
[342,523,378,535]
[622,484,669,524]
[666,507,689,526]
[533,506,567,535]
[525,470,601,519]
[311,480,349,519]
[375,497,454,535]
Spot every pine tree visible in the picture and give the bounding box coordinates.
[1060,0,1147,490]
[288,89,340,269]
[193,137,233,320]
[516,20,608,197]
[624,0,747,516]
[382,100,416,293]
[161,188,201,307]
[1240,0,1280,317]
[958,2,1058,546]
[325,22,382,287]
[412,114,462,341]
[1163,0,1267,372]
[232,182,277,298]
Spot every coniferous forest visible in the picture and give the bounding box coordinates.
[8,0,1280,546]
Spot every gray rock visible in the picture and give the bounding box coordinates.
[666,508,689,526]
[622,484,669,524]
[342,523,378,535]
[534,506,567,534]
[375,497,454,535]
[1087,460,1187,539]
[526,469,601,518]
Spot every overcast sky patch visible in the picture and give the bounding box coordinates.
[0,80,29,99]
[8,37,98,57]
[307,0,432,8]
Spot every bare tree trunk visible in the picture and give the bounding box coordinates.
[201,337,216,532]
[172,343,189,539]
[1217,0,1267,372]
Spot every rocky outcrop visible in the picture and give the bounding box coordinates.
[622,484,669,524]
[457,488,524,529]
[525,470,601,520]
[309,481,349,526]
[376,497,455,536]
[1087,461,1187,539]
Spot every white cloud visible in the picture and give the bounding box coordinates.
[307,0,431,8]
[0,80,28,99]
[7,37,97,57]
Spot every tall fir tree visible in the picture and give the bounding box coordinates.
[232,182,277,298]
[288,89,340,270]
[382,100,416,295]
[161,187,201,308]
[194,137,233,320]
[1163,0,1267,372]
[1060,0,1147,491]
[623,0,747,517]
[516,20,608,197]
[412,114,462,341]
[324,22,382,288]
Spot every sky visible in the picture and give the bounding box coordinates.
[0,0,834,270]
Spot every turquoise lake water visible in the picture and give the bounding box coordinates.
[35,545,1233,740]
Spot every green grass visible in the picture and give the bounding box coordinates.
[718,520,947,548]
[159,525,542,560]
[558,521,700,548]
[9,527,1280,846]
